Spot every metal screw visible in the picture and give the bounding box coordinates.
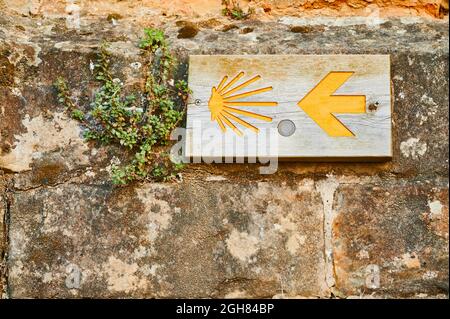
[278,120,296,137]
[194,99,201,106]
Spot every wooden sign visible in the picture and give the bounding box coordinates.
[185,55,391,161]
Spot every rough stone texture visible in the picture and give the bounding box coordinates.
[0,173,11,298]
[333,177,449,298]
[0,177,5,296]
[2,0,449,18]
[255,0,449,17]
[0,2,448,298]
[8,181,327,298]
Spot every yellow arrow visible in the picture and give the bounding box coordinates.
[297,72,366,137]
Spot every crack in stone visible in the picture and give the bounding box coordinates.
[11,170,108,193]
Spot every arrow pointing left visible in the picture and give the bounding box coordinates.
[297,72,366,137]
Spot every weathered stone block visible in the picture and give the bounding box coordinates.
[8,180,327,298]
[1,18,448,181]
[391,53,449,176]
[333,178,449,297]
[0,176,6,297]
[0,6,448,299]
[0,201,3,297]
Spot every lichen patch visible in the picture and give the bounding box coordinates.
[0,112,89,172]
[400,137,427,159]
[226,229,259,262]
[103,256,147,293]
[136,185,175,243]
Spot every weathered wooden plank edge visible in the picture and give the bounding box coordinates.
[186,156,393,162]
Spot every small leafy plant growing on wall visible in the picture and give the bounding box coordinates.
[55,28,190,185]
[221,0,253,20]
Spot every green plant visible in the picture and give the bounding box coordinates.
[55,29,191,185]
[139,28,166,52]
[221,0,253,20]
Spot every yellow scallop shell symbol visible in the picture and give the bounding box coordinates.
[208,71,278,136]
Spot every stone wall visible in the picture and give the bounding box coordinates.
[2,0,449,18]
[0,1,448,298]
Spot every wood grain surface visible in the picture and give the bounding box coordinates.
[185,55,391,160]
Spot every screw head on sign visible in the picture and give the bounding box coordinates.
[278,119,296,137]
